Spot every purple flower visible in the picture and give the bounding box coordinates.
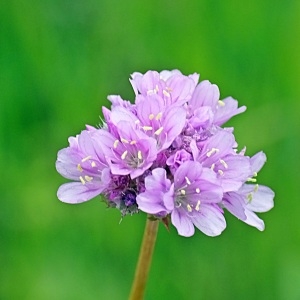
[56,130,111,203]
[221,151,274,230]
[137,161,226,237]
[93,121,157,179]
[56,69,274,237]
[189,80,246,126]
[130,70,198,105]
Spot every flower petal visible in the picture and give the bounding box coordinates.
[57,182,103,204]
[191,204,226,236]
[171,209,195,237]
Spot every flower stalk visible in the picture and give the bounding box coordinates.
[129,217,159,300]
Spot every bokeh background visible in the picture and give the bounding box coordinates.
[1,0,299,299]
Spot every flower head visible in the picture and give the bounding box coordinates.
[56,69,274,237]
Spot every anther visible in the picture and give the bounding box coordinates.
[79,176,86,185]
[253,172,258,177]
[77,164,83,172]
[142,126,153,131]
[149,114,155,120]
[218,100,225,106]
[219,159,228,169]
[82,156,92,162]
[187,204,192,212]
[130,140,137,145]
[180,189,186,195]
[163,90,170,97]
[91,161,96,168]
[254,184,259,192]
[84,175,93,182]
[195,200,201,211]
[206,148,219,157]
[218,170,224,176]
[121,138,129,144]
[154,127,164,135]
[247,178,257,183]
[185,176,191,185]
[196,188,200,194]
[113,140,119,148]
[210,163,215,170]
[155,112,163,120]
[137,150,142,160]
[121,150,128,160]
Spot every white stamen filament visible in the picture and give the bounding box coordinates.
[195,200,201,211]
[79,176,86,185]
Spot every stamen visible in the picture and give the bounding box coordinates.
[84,175,93,182]
[210,163,215,170]
[218,170,224,176]
[142,126,153,131]
[195,200,201,211]
[82,156,92,162]
[206,148,219,157]
[135,120,140,124]
[113,140,119,148]
[130,140,137,145]
[254,184,259,192]
[163,90,170,97]
[121,150,128,160]
[121,138,129,144]
[185,176,191,185]
[91,161,96,168]
[149,114,155,120]
[196,188,200,194]
[253,172,258,177]
[219,159,228,169]
[187,204,192,212]
[154,127,164,135]
[247,178,257,183]
[155,112,163,120]
[218,100,225,106]
[247,193,253,202]
[79,176,86,185]
[137,150,142,160]
[77,164,83,172]
[180,189,186,195]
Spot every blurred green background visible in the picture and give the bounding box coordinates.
[1,0,299,299]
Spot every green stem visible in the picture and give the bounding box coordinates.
[129,217,159,300]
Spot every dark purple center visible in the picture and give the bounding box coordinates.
[121,190,137,207]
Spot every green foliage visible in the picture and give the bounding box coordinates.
[1,1,299,299]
